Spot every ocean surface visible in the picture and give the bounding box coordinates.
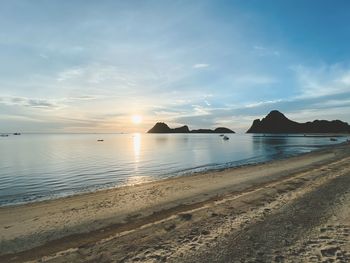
[0,133,348,206]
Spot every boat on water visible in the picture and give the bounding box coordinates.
[219,134,224,137]
[223,135,229,141]
[330,138,338,142]
[13,132,21,135]
[97,139,104,142]
[0,134,9,137]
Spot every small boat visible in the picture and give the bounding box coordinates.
[13,132,21,135]
[97,139,104,142]
[219,134,224,137]
[0,134,9,137]
[330,138,338,142]
[223,135,229,141]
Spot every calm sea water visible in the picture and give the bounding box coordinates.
[0,133,348,206]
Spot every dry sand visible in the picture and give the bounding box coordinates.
[0,143,350,262]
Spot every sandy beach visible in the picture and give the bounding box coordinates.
[1,143,350,262]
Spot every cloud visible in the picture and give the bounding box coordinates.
[39,53,49,59]
[252,46,280,57]
[227,92,350,117]
[27,99,57,108]
[245,99,283,108]
[233,74,277,85]
[204,100,211,106]
[62,95,99,103]
[193,63,210,69]
[292,64,350,98]
[173,115,216,128]
[0,96,59,109]
[57,68,84,82]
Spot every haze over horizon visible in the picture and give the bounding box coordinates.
[1,0,350,133]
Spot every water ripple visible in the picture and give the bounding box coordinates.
[0,133,348,206]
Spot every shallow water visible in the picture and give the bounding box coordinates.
[0,133,348,206]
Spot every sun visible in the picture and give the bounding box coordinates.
[131,115,142,124]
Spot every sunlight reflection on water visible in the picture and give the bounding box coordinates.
[133,133,141,172]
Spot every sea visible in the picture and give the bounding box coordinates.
[0,133,348,206]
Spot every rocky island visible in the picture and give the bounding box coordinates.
[147,122,235,133]
[247,110,350,133]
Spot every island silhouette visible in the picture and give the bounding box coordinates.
[148,111,350,134]
[247,110,350,133]
[147,122,235,133]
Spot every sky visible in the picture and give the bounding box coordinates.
[1,0,350,133]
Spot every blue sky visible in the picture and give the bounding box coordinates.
[1,0,350,132]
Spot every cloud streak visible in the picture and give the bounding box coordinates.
[193,63,210,69]
[1,96,59,109]
[292,64,350,98]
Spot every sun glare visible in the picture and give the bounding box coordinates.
[132,115,142,124]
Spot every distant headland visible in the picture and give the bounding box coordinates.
[147,122,235,134]
[247,110,350,134]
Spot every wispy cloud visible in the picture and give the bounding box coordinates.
[39,53,49,59]
[245,99,283,108]
[57,68,84,82]
[1,96,59,109]
[27,99,58,108]
[252,45,280,57]
[292,64,350,98]
[193,63,210,69]
[233,74,278,85]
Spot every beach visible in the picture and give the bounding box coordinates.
[1,143,350,262]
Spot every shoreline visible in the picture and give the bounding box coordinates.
[1,142,350,262]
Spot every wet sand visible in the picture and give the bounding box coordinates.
[1,143,350,262]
